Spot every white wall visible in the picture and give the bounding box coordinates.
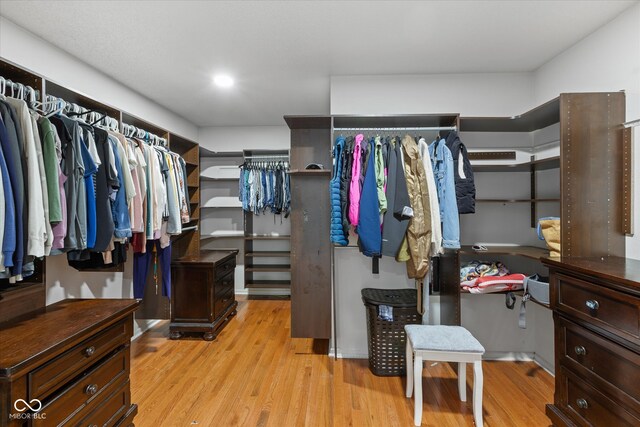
[330,72,533,117]
[198,125,289,152]
[0,17,198,337]
[533,2,640,260]
[0,17,198,141]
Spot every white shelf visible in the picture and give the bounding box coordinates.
[200,165,240,180]
[201,197,242,209]
[200,230,244,240]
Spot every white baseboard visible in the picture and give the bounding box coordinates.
[132,319,162,341]
[533,353,555,376]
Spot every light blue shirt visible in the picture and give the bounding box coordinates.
[429,139,460,249]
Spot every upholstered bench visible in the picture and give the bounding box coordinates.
[405,325,485,426]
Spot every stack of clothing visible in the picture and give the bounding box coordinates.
[460,260,525,294]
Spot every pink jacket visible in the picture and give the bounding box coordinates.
[348,134,364,226]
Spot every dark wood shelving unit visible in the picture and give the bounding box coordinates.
[460,97,560,132]
[242,149,291,291]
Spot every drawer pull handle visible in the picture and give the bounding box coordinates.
[585,300,599,311]
[576,398,588,409]
[85,384,98,396]
[574,346,587,356]
[83,346,96,357]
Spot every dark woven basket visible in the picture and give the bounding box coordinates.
[362,288,422,377]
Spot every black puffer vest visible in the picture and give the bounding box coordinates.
[445,131,475,214]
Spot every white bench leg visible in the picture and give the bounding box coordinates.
[413,353,423,426]
[473,360,483,427]
[406,340,413,398]
[458,362,466,402]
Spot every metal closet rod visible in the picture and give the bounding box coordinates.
[332,126,457,131]
[245,155,289,160]
[623,118,640,128]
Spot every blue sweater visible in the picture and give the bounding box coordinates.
[0,116,16,268]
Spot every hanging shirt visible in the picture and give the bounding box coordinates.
[0,102,26,278]
[79,133,98,249]
[4,97,47,257]
[429,138,460,249]
[50,115,86,252]
[50,127,67,251]
[418,138,443,256]
[29,111,52,256]
[37,117,63,224]
[109,135,132,239]
[348,134,364,226]
[0,115,17,271]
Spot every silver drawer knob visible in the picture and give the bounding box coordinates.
[85,384,98,396]
[576,398,588,409]
[585,300,599,311]
[574,346,587,356]
[83,346,96,357]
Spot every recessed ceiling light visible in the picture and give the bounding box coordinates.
[213,74,234,88]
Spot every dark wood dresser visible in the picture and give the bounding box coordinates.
[0,298,139,427]
[170,250,238,341]
[543,257,640,427]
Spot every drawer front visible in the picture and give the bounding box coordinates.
[556,273,640,342]
[559,317,640,404]
[560,367,640,427]
[214,284,234,318]
[214,257,236,280]
[79,380,131,427]
[30,319,129,401]
[33,348,129,426]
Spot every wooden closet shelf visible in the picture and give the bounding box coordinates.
[288,169,331,175]
[459,289,550,309]
[199,147,244,158]
[459,245,549,260]
[476,198,560,203]
[245,252,291,257]
[245,264,291,272]
[184,161,198,168]
[201,176,239,182]
[201,230,245,239]
[460,97,559,132]
[245,235,291,240]
[245,280,291,289]
[473,156,560,172]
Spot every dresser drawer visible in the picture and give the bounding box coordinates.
[559,317,640,405]
[560,367,640,427]
[33,348,129,426]
[556,273,640,343]
[78,380,131,427]
[215,284,234,317]
[29,319,129,401]
[214,257,235,279]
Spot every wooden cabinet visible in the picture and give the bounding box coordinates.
[543,257,640,427]
[169,250,238,341]
[0,299,139,427]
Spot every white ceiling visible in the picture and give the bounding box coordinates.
[0,0,636,127]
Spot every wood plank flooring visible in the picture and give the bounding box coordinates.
[130,297,554,426]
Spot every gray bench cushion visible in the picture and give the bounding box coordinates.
[405,325,485,354]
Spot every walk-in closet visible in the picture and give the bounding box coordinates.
[1,1,639,426]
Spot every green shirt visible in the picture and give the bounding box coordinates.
[37,117,62,223]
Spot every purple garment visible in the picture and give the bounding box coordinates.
[133,239,171,299]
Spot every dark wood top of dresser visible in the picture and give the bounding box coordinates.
[172,250,238,265]
[542,257,640,290]
[0,298,138,379]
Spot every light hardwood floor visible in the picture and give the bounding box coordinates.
[130,297,554,426]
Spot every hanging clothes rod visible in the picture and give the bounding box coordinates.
[332,126,457,132]
[245,155,289,160]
